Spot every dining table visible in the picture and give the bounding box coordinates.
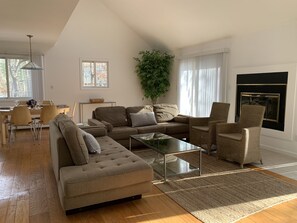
[0,105,70,145]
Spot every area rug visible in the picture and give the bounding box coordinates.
[134,149,297,223]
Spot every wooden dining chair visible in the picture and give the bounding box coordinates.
[8,106,37,142]
[36,105,58,140]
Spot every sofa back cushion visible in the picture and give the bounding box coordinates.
[58,119,89,165]
[153,104,179,122]
[126,105,153,126]
[94,106,128,127]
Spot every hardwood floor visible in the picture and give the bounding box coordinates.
[1,130,297,223]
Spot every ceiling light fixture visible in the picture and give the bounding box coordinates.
[21,34,43,70]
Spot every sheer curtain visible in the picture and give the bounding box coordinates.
[178,52,227,117]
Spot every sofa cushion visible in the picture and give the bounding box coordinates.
[130,112,157,127]
[94,106,128,127]
[136,125,166,134]
[59,136,153,198]
[153,104,179,122]
[58,120,89,165]
[108,127,138,140]
[126,105,153,126]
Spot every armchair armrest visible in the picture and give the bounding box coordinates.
[242,127,261,143]
[216,123,241,134]
[189,117,210,127]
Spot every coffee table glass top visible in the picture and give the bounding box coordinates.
[130,132,201,155]
[130,132,202,181]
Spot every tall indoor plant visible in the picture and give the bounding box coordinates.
[134,50,174,104]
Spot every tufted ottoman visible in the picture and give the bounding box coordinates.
[49,120,153,213]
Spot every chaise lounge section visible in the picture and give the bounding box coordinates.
[49,115,153,213]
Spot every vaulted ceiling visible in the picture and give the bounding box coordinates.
[1,0,297,54]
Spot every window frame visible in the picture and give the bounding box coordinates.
[0,56,33,99]
[80,58,109,89]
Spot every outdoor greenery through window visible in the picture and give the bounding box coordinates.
[81,60,109,88]
[0,58,33,98]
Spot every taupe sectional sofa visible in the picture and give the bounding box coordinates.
[88,104,190,147]
[49,115,153,213]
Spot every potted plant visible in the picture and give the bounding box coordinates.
[134,50,174,104]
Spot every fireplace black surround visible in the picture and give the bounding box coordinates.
[236,72,288,131]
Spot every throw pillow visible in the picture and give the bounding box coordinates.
[130,112,157,127]
[80,129,101,154]
[153,104,179,122]
[58,120,89,165]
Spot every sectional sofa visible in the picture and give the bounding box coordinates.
[88,104,190,147]
[49,114,153,213]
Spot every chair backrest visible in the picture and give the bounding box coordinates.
[11,106,32,125]
[40,105,58,124]
[239,104,266,128]
[42,100,54,106]
[209,102,230,122]
[17,100,28,106]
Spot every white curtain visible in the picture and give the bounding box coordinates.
[178,53,227,117]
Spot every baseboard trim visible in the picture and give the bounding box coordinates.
[261,144,297,158]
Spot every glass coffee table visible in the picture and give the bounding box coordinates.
[129,132,202,181]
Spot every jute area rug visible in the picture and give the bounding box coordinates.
[135,150,297,223]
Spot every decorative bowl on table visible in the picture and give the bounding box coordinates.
[89,98,104,103]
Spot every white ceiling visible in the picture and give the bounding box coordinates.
[0,0,79,54]
[1,0,297,54]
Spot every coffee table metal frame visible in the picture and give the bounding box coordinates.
[129,132,202,181]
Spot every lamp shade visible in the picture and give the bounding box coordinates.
[21,61,43,70]
[21,34,43,70]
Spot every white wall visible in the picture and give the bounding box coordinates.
[171,20,297,156]
[228,20,297,156]
[44,0,151,122]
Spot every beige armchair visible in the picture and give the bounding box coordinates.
[189,102,230,154]
[216,104,265,168]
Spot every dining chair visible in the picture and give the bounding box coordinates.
[216,104,266,168]
[8,106,36,142]
[42,100,54,106]
[189,102,230,154]
[36,105,58,140]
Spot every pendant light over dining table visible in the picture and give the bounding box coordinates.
[21,34,43,70]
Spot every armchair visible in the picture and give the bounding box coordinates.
[216,104,265,168]
[189,102,230,154]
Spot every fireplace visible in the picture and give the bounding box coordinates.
[236,72,288,131]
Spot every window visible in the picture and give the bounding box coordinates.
[81,60,109,88]
[0,58,33,98]
[178,52,227,117]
